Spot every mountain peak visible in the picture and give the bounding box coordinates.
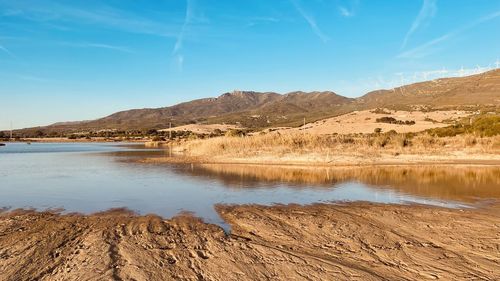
[219,90,257,98]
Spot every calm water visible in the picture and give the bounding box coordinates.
[1,142,499,228]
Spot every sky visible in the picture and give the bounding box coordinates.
[0,0,500,130]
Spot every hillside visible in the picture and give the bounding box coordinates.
[27,91,352,133]
[11,70,500,135]
[356,69,500,110]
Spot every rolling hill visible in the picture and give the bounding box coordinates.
[12,69,500,135]
[355,69,500,109]
[27,90,352,133]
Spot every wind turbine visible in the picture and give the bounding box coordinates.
[476,65,482,74]
[440,67,448,75]
[396,73,405,94]
[458,66,465,77]
[422,71,429,80]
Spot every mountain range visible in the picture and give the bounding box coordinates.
[15,69,500,134]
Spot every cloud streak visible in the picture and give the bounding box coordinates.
[0,43,15,58]
[172,0,195,71]
[338,0,359,18]
[398,9,500,59]
[290,0,329,42]
[16,74,52,82]
[59,42,133,53]
[401,0,437,49]
[0,0,178,37]
[339,7,353,17]
[246,17,280,27]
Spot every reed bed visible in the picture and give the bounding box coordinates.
[181,132,500,158]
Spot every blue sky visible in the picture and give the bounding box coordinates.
[1,0,499,129]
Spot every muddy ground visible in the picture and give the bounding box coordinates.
[0,203,499,280]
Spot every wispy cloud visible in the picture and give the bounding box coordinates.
[338,0,359,18]
[0,0,178,37]
[16,74,52,82]
[0,43,15,58]
[339,7,353,17]
[1,8,23,17]
[289,0,329,42]
[58,41,133,53]
[398,10,500,59]
[172,0,196,71]
[246,17,280,27]
[401,0,437,49]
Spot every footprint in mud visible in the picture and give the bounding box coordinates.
[189,250,210,259]
[196,250,210,259]
[167,256,177,264]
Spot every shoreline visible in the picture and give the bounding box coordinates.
[1,138,148,143]
[140,153,500,167]
[1,202,498,280]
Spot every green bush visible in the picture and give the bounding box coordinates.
[471,115,500,137]
[376,117,415,125]
[427,114,500,137]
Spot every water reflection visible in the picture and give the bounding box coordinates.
[175,164,500,203]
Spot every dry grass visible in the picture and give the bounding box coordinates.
[181,131,500,159]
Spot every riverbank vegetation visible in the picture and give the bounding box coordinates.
[176,114,500,162]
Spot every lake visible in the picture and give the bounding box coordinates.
[1,142,499,228]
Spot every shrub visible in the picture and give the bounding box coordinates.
[386,130,397,136]
[376,117,415,125]
[376,117,397,123]
[374,128,382,133]
[152,136,165,141]
[464,135,477,146]
[471,115,500,137]
[370,108,391,114]
[426,114,500,137]
[394,134,411,147]
[225,129,246,137]
[375,136,390,147]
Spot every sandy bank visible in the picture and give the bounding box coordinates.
[1,202,499,280]
[141,152,500,166]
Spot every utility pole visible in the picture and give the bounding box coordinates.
[169,122,172,139]
[303,117,306,136]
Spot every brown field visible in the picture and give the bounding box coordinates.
[272,109,472,135]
